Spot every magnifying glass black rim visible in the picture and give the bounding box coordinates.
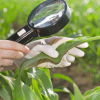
[27,0,67,29]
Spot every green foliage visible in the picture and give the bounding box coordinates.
[0,36,100,99]
[64,0,100,84]
[0,0,100,83]
[0,87,10,100]
[1,0,100,99]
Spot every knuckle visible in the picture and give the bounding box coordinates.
[0,60,3,66]
[7,60,13,66]
[0,50,2,57]
[12,51,17,58]
[10,41,16,49]
[9,60,13,65]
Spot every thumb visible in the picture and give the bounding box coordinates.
[41,45,59,58]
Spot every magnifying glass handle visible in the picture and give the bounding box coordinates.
[7,25,38,45]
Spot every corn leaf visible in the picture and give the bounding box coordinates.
[0,87,10,100]
[13,76,39,100]
[19,36,100,75]
[0,73,14,90]
[52,73,73,84]
[28,69,58,100]
[69,93,74,100]
[73,83,84,100]
[31,79,43,100]
[84,86,100,100]
[0,73,15,99]
[53,86,71,93]
[87,90,100,100]
[42,94,50,100]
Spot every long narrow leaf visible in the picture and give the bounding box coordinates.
[73,83,84,100]
[28,69,58,100]
[52,73,74,84]
[0,87,10,100]
[31,79,43,100]
[0,73,14,90]
[13,76,38,100]
[19,36,100,75]
[53,86,71,93]
[84,86,100,100]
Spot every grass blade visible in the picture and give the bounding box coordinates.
[52,73,74,84]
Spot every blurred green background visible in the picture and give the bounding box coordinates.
[0,0,100,84]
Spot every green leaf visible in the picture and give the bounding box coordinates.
[69,93,74,100]
[88,90,100,100]
[84,89,93,97]
[54,86,74,100]
[0,73,14,90]
[42,94,50,100]
[84,86,100,100]
[39,68,51,79]
[52,73,74,84]
[31,79,43,100]
[28,69,58,100]
[73,83,84,100]
[54,86,71,93]
[19,36,100,75]
[13,76,38,100]
[0,73,15,99]
[0,87,10,100]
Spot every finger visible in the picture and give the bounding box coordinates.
[25,44,59,59]
[0,49,24,59]
[59,61,71,67]
[68,47,85,57]
[26,39,46,49]
[25,40,47,59]
[0,59,13,67]
[0,40,30,53]
[66,54,75,62]
[42,45,59,58]
[59,54,71,67]
[77,42,89,48]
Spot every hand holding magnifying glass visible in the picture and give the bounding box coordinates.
[7,0,71,44]
[0,0,88,72]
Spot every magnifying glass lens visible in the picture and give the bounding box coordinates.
[31,2,65,28]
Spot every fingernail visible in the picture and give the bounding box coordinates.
[25,46,30,53]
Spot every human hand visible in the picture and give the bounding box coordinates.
[14,36,88,68]
[0,40,30,67]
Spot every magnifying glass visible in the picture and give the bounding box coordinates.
[7,0,71,45]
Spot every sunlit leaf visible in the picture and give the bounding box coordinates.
[84,86,100,100]
[0,73,14,90]
[73,83,84,100]
[19,36,100,75]
[52,73,73,84]
[54,86,71,93]
[31,79,43,100]
[13,76,38,100]
[28,69,58,100]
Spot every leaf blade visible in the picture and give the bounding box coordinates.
[0,87,10,100]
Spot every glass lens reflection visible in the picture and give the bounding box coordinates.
[31,2,65,28]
